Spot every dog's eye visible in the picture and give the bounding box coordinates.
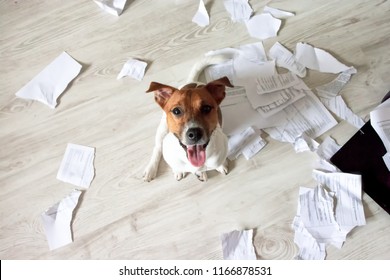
[200,105,212,114]
[171,107,182,116]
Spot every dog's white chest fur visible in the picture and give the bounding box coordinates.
[163,126,228,173]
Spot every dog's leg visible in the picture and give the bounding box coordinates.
[173,171,186,181]
[143,115,168,182]
[195,171,208,182]
[216,159,229,175]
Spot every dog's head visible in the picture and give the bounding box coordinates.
[147,76,233,167]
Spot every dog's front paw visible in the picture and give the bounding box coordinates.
[195,171,208,182]
[143,163,158,182]
[174,172,186,181]
[216,160,229,175]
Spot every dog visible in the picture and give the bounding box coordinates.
[143,55,233,182]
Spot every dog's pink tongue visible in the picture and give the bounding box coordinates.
[187,145,206,167]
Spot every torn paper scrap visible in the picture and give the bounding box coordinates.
[192,0,209,27]
[268,42,306,77]
[315,68,364,128]
[245,13,281,40]
[316,136,341,161]
[292,216,326,260]
[256,72,301,95]
[15,52,82,109]
[57,143,95,188]
[223,0,253,22]
[94,0,127,16]
[263,6,295,19]
[293,133,319,153]
[227,127,267,160]
[41,189,82,250]
[221,229,257,260]
[204,60,235,84]
[320,95,365,129]
[299,185,346,246]
[315,68,357,99]
[264,89,338,143]
[383,152,390,172]
[370,104,390,152]
[117,59,147,81]
[312,170,366,235]
[295,42,351,74]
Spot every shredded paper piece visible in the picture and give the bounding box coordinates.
[223,0,253,22]
[94,0,127,16]
[57,143,95,188]
[192,0,209,27]
[221,229,257,260]
[263,6,295,19]
[41,190,82,250]
[15,52,82,109]
[227,127,267,160]
[245,13,281,40]
[268,42,306,77]
[117,59,147,81]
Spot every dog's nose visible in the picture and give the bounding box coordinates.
[186,127,203,144]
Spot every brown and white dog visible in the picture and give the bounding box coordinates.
[143,56,233,182]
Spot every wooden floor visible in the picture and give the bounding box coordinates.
[1,0,389,260]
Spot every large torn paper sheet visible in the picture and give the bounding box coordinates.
[227,126,267,160]
[293,170,366,259]
[295,42,351,74]
[41,189,82,250]
[192,0,209,27]
[370,100,390,152]
[314,136,341,172]
[223,0,253,22]
[371,100,390,170]
[221,229,257,260]
[94,0,127,16]
[15,52,82,109]
[245,13,281,40]
[312,170,366,235]
[117,59,147,81]
[57,143,95,188]
[268,42,306,77]
[316,68,364,129]
[264,89,338,143]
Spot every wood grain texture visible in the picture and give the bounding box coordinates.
[0,0,389,259]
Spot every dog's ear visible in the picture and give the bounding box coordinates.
[205,76,233,105]
[146,82,177,109]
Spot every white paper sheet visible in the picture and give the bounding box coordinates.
[204,60,235,84]
[221,229,257,260]
[57,143,95,188]
[312,170,366,235]
[117,59,147,81]
[256,72,301,94]
[41,189,82,250]
[292,216,326,260]
[293,133,319,153]
[264,89,338,143]
[15,52,82,109]
[314,136,341,172]
[268,42,306,77]
[244,13,281,40]
[383,152,390,171]
[227,127,267,160]
[316,68,364,129]
[94,0,127,16]
[295,42,351,74]
[223,0,253,22]
[370,103,390,152]
[192,0,209,27]
[263,6,295,19]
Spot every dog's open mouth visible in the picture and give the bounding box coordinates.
[179,141,208,167]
